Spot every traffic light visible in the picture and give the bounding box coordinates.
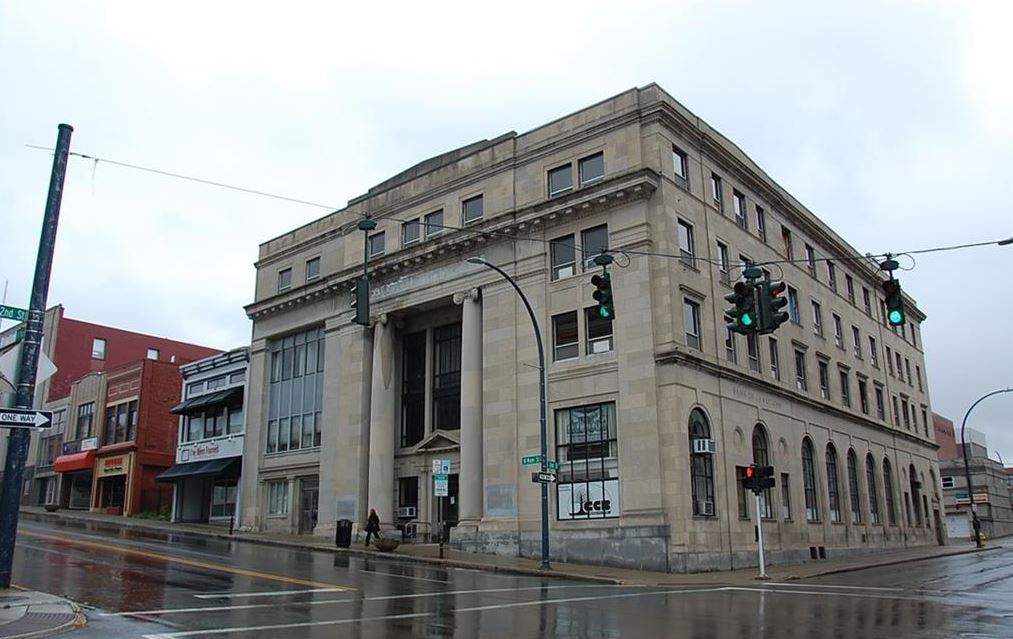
[882,278,905,327]
[756,465,775,491]
[350,276,369,326]
[591,272,615,320]
[758,280,790,334]
[743,465,757,491]
[724,281,758,334]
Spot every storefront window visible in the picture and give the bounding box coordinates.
[555,402,619,520]
[268,480,288,515]
[267,328,324,453]
[211,481,238,518]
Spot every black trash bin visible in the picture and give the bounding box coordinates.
[335,519,353,548]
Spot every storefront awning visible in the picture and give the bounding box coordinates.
[155,457,240,482]
[170,387,243,415]
[53,450,96,473]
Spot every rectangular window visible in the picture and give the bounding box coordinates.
[756,206,767,242]
[266,328,324,454]
[921,407,929,436]
[367,231,385,258]
[827,261,837,291]
[832,314,843,348]
[684,299,701,350]
[788,287,800,324]
[869,337,879,368]
[886,346,894,375]
[916,365,923,391]
[905,359,912,386]
[875,385,886,420]
[401,331,426,448]
[795,350,808,391]
[305,257,320,281]
[769,337,780,380]
[556,403,619,520]
[811,301,823,336]
[678,220,695,265]
[672,146,689,189]
[462,194,484,224]
[548,163,574,196]
[839,369,851,407]
[550,234,577,280]
[781,473,792,520]
[892,395,900,426]
[76,402,95,438]
[585,308,614,355]
[733,191,747,230]
[579,152,605,186]
[863,287,872,315]
[781,226,793,258]
[92,338,106,360]
[747,334,761,372]
[818,360,830,400]
[425,209,444,237]
[941,476,954,489]
[402,219,421,246]
[896,352,904,381]
[581,225,609,271]
[725,328,738,363]
[398,476,419,510]
[716,242,730,284]
[910,323,918,348]
[902,400,911,429]
[146,348,159,360]
[845,275,855,304]
[187,381,203,397]
[737,466,750,518]
[805,244,816,274]
[268,481,288,515]
[553,312,579,361]
[858,378,869,414]
[277,268,292,292]
[710,173,724,211]
[432,323,462,431]
[852,326,862,358]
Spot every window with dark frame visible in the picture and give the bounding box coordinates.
[852,326,862,358]
[725,328,737,363]
[862,287,872,315]
[585,307,614,355]
[368,231,385,258]
[883,459,897,525]
[710,173,724,211]
[747,334,761,372]
[401,331,426,448]
[795,350,808,391]
[818,360,831,400]
[553,312,579,361]
[875,385,886,420]
[812,301,823,336]
[462,194,484,224]
[788,287,800,324]
[432,323,462,431]
[846,275,855,304]
[827,261,837,291]
[579,152,605,186]
[802,439,819,521]
[781,473,792,520]
[733,191,747,230]
[425,209,444,237]
[753,426,773,518]
[266,327,325,454]
[769,337,780,380]
[548,163,573,196]
[839,369,851,407]
[402,219,421,246]
[689,408,716,516]
[848,449,862,523]
[672,146,689,189]
[717,241,730,284]
[556,402,619,520]
[581,225,609,271]
[805,244,816,274]
[833,314,843,348]
[781,226,793,258]
[678,220,695,265]
[858,378,869,414]
[277,268,292,292]
[867,454,881,524]
[398,476,419,509]
[550,234,577,280]
[77,402,95,438]
[684,299,701,350]
[755,206,767,242]
[305,257,320,281]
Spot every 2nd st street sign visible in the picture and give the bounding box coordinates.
[0,408,52,429]
[0,305,28,323]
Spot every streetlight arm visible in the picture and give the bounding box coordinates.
[959,387,1013,547]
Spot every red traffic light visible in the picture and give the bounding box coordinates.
[769,280,786,297]
[745,466,756,479]
[882,279,899,296]
[733,281,749,296]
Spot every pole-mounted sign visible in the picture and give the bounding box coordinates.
[0,408,52,429]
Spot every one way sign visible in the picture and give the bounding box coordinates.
[0,408,52,429]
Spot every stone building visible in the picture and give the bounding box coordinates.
[240,85,940,572]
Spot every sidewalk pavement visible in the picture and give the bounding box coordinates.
[0,588,83,639]
[18,506,1003,588]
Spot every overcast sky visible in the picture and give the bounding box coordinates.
[1,2,1010,460]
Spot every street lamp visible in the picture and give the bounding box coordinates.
[960,387,1013,547]
[466,256,551,570]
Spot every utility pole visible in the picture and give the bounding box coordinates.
[0,124,72,588]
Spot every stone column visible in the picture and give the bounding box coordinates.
[367,315,396,526]
[455,288,483,529]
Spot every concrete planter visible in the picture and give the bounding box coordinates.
[374,538,400,552]
[44,504,60,512]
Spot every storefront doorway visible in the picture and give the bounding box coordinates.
[98,476,126,514]
[299,479,319,534]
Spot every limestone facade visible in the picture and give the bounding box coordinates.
[240,84,940,571]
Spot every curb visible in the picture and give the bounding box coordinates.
[19,510,623,586]
[781,545,1003,580]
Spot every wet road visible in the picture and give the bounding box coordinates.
[11,518,1013,638]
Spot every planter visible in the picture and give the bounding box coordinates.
[43,504,59,512]
[374,538,400,552]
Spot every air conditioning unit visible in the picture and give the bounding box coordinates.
[696,500,715,516]
[397,506,417,519]
[692,438,717,454]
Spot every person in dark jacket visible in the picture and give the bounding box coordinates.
[364,508,381,546]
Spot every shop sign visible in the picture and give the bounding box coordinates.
[62,437,99,455]
[96,454,131,478]
[557,479,620,520]
[177,434,244,463]
[80,437,99,451]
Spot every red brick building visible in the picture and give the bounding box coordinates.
[933,413,960,461]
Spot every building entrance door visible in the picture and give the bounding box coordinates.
[433,474,459,541]
[299,479,319,534]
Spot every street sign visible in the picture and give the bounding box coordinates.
[531,472,556,484]
[431,459,451,474]
[521,454,544,466]
[546,460,560,471]
[434,473,449,497]
[0,306,27,323]
[0,408,52,429]
[0,328,25,351]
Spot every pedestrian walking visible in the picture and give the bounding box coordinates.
[364,508,381,546]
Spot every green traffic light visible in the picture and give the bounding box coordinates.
[888,309,904,325]
[741,313,754,327]
[599,306,613,320]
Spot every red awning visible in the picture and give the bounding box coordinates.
[53,451,96,473]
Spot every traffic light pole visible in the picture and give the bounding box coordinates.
[753,491,768,579]
[0,124,72,588]
[960,388,1013,547]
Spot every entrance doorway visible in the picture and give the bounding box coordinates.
[99,476,126,514]
[299,478,319,534]
[434,474,459,541]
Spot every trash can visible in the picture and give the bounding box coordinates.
[335,519,353,548]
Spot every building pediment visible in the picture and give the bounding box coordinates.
[412,430,460,453]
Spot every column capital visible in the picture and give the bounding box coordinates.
[453,288,481,306]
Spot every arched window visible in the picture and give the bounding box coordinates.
[847,449,862,523]
[883,458,897,525]
[802,438,819,522]
[752,425,772,518]
[826,444,842,522]
[866,453,881,524]
[689,409,715,516]
[909,464,923,527]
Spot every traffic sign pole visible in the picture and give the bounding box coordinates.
[754,491,768,580]
[0,123,72,589]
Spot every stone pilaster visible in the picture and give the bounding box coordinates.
[367,315,396,526]
[455,288,483,528]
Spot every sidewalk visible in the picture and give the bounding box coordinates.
[0,588,83,639]
[18,506,1002,587]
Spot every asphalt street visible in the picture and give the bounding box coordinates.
[10,518,1013,638]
